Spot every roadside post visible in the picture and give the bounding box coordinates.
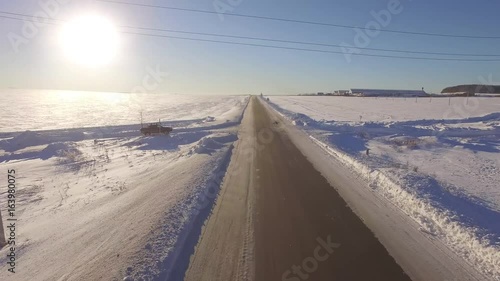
[0,210,6,247]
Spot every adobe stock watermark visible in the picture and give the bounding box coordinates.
[213,0,244,21]
[441,73,499,120]
[341,0,411,63]
[433,73,500,172]
[282,235,341,281]
[477,73,500,95]
[7,0,72,53]
[131,65,169,94]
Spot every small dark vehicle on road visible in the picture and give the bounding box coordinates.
[140,123,173,135]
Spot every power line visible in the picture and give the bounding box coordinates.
[2,12,500,61]
[122,25,500,57]
[0,11,64,22]
[2,11,500,58]
[0,14,55,25]
[98,0,500,39]
[123,31,500,62]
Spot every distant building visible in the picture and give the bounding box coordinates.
[349,89,427,97]
[334,90,349,95]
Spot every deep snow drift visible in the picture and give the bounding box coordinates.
[268,95,500,280]
[0,91,248,281]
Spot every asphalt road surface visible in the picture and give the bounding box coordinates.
[185,97,411,281]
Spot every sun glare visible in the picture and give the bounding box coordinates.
[60,15,119,68]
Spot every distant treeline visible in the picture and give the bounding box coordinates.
[442,84,500,94]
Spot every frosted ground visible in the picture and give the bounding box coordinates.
[0,90,248,281]
[269,95,500,279]
[0,90,245,132]
[1,91,498,280]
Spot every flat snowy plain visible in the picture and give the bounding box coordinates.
[0,90,248,281]
[269,95,500,280]
[1,91,499,280]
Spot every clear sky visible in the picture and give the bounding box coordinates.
[1,0,500,95]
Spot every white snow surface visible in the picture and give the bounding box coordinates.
[268,95,500,280]
[272,95,500,122]
[0,91,248,281]
[0,89,247,132]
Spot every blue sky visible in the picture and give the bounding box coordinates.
[1,0,500,94]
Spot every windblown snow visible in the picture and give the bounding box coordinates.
[0,90,248,281]
[268,95,500,280]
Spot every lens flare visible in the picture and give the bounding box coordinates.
[60,15,119,67]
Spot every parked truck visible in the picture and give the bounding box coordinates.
[140,122,173,135]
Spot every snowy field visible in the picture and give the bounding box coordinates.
[273,95,500,122]
[0,90,248,281]
[0,90,246,132]
[268,95,500,280]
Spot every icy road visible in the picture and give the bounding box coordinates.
[185,96,493,281]
[185,97,411,280]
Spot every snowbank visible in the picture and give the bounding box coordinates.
[0,95,249,281]
[310,136,500,279]
[0,130,53,152]
[191,134,238,154]
[267,96,500,280]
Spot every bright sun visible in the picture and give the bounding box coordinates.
[60,15,119,67]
